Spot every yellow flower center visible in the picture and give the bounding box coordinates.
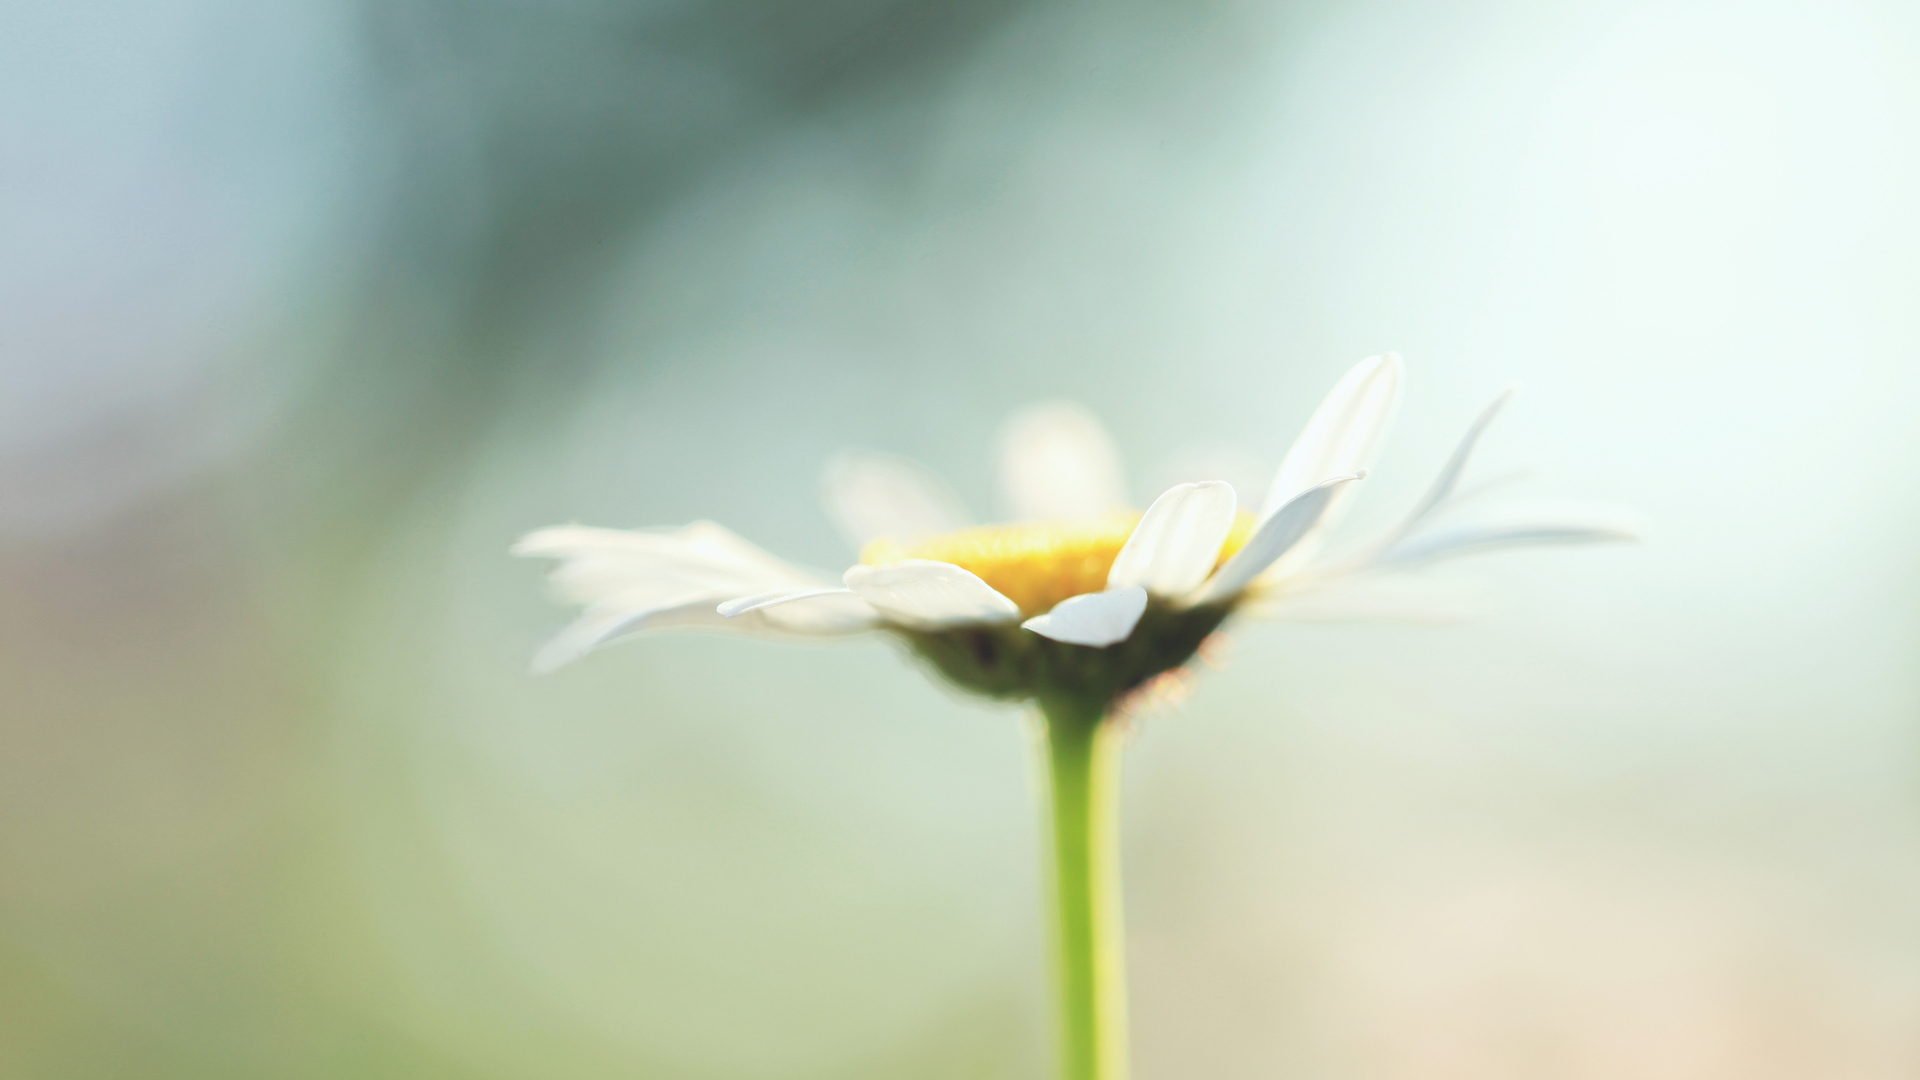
[862,513,1258,617]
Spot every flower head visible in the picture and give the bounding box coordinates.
[516,354,1632,706]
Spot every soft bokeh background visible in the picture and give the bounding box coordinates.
[5,0,1919,1076]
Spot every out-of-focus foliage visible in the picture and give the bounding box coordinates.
[4,0,1919,1076]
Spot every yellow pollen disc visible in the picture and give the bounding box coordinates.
[862,512,1259,617]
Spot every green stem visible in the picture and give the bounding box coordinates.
[1038,696,1129,1080]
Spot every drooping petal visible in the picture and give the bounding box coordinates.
[1372,387,1515,550]
[514,521,819,600]
[713,586,886,634]
[717,587,856,618]
[1190,473,1365,605]
[996,402,1129,521]
[533,586,881,673]
[748,590,883,635]
[517,519,864,671]
[1106,481,1236,597]
[511,521,750,570]
[530,595,722,674]
[646,592,878,637]
[821,450,972,549]
[542,562,728,609]
[1260,353,1403,522]
[1021,587,1148,647]
[1375,520,1639,566]
[843,559,1022,628]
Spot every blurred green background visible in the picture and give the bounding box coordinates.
[5,0,1920,1076]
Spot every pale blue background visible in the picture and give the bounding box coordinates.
[3,0,1917,1075]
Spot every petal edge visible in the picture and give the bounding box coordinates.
[1021,587,1149,647]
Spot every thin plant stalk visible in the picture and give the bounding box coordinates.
[1039,696,1129,1080]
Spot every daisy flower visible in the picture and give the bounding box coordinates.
[514,352,1631,1080]
[516,353,1628,701]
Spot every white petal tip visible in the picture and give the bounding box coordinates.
[1105,481,1238,595]
[529,644,580,676]
[1359,352,1405,379]
[715,592,778,618]
[715,596,759,618]
[719,587,858,618]
[1021,587,1148,648]
[844,560,1022,627]
[509,530,562,557]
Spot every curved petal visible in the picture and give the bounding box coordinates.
[533,587,881,673]
[531,594,722,674]
[1372,387,1515,550]
[515,520,820,604]
[518,520,856,671]
[1376,520,1639,566]
[996,402,1129,521]
[750,590,883,635]
[1106,481,1236,596]
[1190,473,1365,605]
[543,564,731,610]
[843,559,1022,628]
[821,450,972,549]
[1260,353,1402,522]
[718,587,856,618]
[515,521,804,579]
[1021,587,1148,647]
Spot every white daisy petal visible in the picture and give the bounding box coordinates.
[512,524,624,559]
[1191,473,1365,605]
[543,563,721,609]
[535,586,882,673]
[997,402,1129,521]
[1105,481,1237,596]
[1260,353,1403,522]
[1375,387,1515,548]
[518,520,874,672]
[749,590,883,634]
[1021,587,1149,647]
[515,521,818,595]
[717,587,856,618]
[533,609,643,674]
[651,594,878,637]
[1377,520,1639,566]
[531,596,722,674]
[511,522,711,565]
[543,550,803,607]
[843,559,1022,628]
[821,450,972,549]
